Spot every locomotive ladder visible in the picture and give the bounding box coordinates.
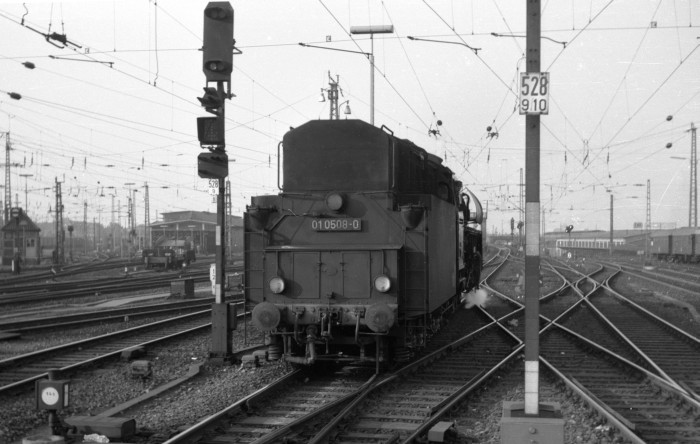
[403,229,429,342]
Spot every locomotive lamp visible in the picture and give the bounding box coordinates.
[400,204,424,229]
[373,275,391,293]
[325,192,345,212]
[269,276,285,294]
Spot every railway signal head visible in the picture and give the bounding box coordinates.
[197,87,225,116]
[565,225,574,233]
[198,149,228,179]
[197,116,225,147]
[202,2,234,83]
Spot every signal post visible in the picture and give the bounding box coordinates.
[197,1,236,363]
[501,0,564,442]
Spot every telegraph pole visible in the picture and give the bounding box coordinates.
[197,1,236,363]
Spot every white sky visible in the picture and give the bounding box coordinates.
[0,0,698,235]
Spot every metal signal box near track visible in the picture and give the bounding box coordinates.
[501,402,564,443]
[35,379,70,410]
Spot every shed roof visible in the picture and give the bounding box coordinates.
[1,209,41,233]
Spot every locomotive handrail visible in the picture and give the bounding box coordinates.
[378,125,397,190]
[392,138,396,189]
[277,140,283,191]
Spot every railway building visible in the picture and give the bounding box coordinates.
[1,207,41,267]
[150,210,242,258]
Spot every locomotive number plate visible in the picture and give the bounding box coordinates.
[311,218,362,232]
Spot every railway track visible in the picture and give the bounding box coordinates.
[0,310,213,393]
[6,253,699,442]
[183,369,376,444]
[480,255,700,442]
[543,261,700,442]
[594,278,700,396]
[0,298,219,333]
[604,261,700,295]
[0,267,215,306]
[541,328,699,443]
[163,304,520,444]
[0,259,138,286]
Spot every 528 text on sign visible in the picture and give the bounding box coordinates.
[519,72,549,115]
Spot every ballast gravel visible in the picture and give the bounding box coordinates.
[0,325,290,444]
[7,262,698,444]
[1,320,614,444]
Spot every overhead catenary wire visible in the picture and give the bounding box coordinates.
[571,42,700,185]
[318,0,431,131]
[0,6,304,147]
[584,1,663,147]
[0,2,697,228]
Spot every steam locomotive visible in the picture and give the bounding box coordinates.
[244,119,482,367]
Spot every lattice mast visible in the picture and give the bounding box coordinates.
[144,182,150,248]
[327,71,340,120]
[55,178,64,264]
[645,179,651,262]
[689,123,697,227]
[226,179,232,261]
[83,201,88,255]
[4,133,11,224]
[646,179,651,230]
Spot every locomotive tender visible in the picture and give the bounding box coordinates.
[244,119,483,366]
